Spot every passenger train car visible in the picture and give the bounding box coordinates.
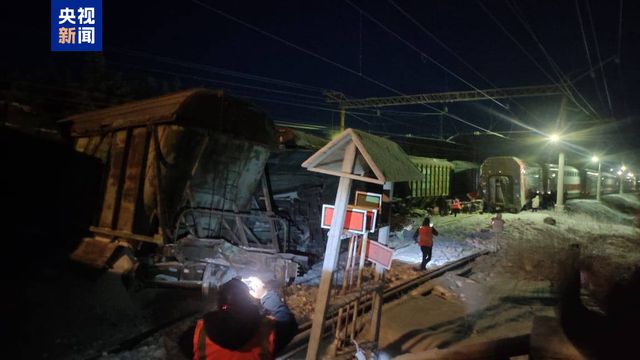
[479,157,543,212]
[480,156,634,212]
[404,154,636,213]
[545,164,581,199]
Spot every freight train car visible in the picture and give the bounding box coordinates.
[63,89,303,292]
[480,156,543,212]
[408,156,454,198]
[450,160,480,200]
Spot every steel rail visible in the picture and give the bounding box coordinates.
[276,250,489,359]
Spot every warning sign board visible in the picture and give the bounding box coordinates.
[365,240,394,270]
[321,205,377,234]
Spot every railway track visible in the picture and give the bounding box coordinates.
[276,250,489,359]
[93,250,488,359]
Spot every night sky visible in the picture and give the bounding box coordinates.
[2,0,639,167]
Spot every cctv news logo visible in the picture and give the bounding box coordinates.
[51,0,102,51]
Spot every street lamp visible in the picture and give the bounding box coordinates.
[591,155,601,201]
[549,133,565,209]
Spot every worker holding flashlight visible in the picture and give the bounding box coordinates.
[181,277,298,359]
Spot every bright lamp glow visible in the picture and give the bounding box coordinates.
[241,276,264,298]
[591,155,599,162]
[617,171,623,176]
[621,165,627,171]
[549,134,560,142]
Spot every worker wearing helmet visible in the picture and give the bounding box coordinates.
[181,277,298,359]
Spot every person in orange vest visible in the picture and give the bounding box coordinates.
[451,197,462,217]
[413,217,439,270]
[180,277,298,359]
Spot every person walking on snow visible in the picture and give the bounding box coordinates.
[531,194,540,212]
[413,217,439,270]
[451,197,462,217]
[490,212,505,232]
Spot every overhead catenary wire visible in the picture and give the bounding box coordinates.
[617,0,624,62]
[344,0,509,110]
[386,0,551,130]
[504,0,600,118]
[574,0,605,108]
[387,0,495,89]
[107,61,325,101]
[615,0,628,116]
[109,52,462,120]
[477,1,597,118]
[109,47,326,93]
[188,0,506,138]
[584,0,614,116]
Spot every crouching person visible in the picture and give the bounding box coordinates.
[182,277,298,359]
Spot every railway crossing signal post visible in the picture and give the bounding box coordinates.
[302,129,421,359]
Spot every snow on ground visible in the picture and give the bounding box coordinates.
[100,194,640,359]
[375,194,640,357]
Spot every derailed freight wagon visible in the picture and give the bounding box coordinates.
[480,156,543,212]
[63,89,304,292]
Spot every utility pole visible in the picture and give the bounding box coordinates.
[619,173,624,194]
[340,108,346,131]
[596,160,602,201]
[556,97,568,210]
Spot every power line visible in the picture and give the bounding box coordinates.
[345,0,509,110]
[109,47,326,93]
[189,0,505,138]
[108,61,325,100]
[387,0,552,131]
[387,0,494,89]
[480,0,598,118]
[617,0,624,62]
[476,2,559,85]
[348,113,372,125]
[574,0,605,108]
[584,0,614,115]
[504,0,599,118]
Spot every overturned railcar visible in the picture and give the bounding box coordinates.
[64,89,303,292]
[480,156,543,212]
